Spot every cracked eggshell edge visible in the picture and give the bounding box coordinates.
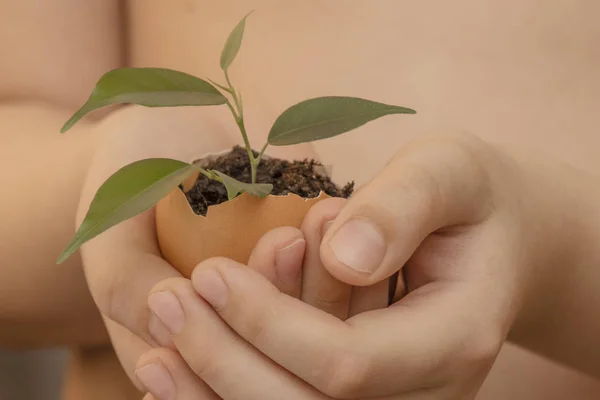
[155,151,331,278]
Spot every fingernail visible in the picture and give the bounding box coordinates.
[148,313,173,347]
[328,218,386,274]
[275,238,305,281]
[193,270,229,309]
[135,363,176,400]
[148,292,184,334]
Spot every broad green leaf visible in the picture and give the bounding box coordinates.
[61,68,227,132]
[212,170,273,200]
[267,96,416,146]
[220,11,253,71]
[57,158,196,264]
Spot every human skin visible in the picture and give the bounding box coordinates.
[2,0,600,398]
[135,131,600,399]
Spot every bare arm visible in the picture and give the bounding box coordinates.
[0,0,122,347]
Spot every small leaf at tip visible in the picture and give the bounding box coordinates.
[220,10,254,71]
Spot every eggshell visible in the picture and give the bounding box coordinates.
[155,151,330,277]
[155,151,405,303]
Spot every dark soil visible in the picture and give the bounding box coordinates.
[185,146,354,216]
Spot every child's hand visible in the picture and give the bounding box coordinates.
[74,106,233,388]
[75,105,340,390]
[134,132,600,399]
[136,196,390,400]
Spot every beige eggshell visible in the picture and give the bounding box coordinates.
[155,151,330,277]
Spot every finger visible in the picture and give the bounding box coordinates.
[148,276,325,400]
[191,257,502,399]
[300,197,352,319]
[348,280,389,317]
[191,260,350,397]
[136,347,219,400]
[319,133,494,286]
[300,195,403,318]
[246,226,305,298]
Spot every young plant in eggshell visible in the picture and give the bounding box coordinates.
[57,11,416,270]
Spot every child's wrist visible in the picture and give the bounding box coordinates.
[507,151,600,374]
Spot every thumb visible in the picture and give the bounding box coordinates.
[320,133,495,286]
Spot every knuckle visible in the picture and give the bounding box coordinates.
[320,347,371,399]
[409,165,444,218]
[308,298,348,319]
[231,293,276,347]
[312,297,344,310]
[186,342,223,380]
[80,247,126,322]
[389,132,494,222]
[378,160,443,225]
[303,197,347,229]
[417,131,485,152]
[104,270,132,324]
[393,131,489,178]
[135,347,176,371]
[428,132,492,182]
[446,330,502,380]
[461,330,502,368]
[87,266,121,321]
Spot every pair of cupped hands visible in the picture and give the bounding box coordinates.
[78,108,579,400]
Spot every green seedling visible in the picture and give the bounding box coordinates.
[57,12,416,263]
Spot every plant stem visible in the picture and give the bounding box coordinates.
[224,70,243,118]
[223,68,260,183]
[198,168,220,182]
[225,98,255,170]
[225,100,239,121]
[256,142,269,163]
[208,78,233,94]
[235,113,256,170]
[248,143,269,184]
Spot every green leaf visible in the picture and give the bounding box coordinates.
[212,170,273,200]
[220,11,254,71]
[61,68,227,132]
[57,158,196,264]
[267,96,416,146]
